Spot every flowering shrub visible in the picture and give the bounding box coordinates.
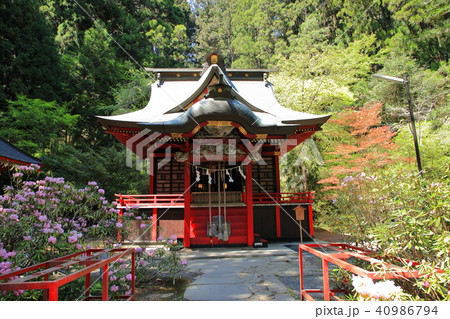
[134,236,187,285]
[0,164,161,300]
[351,275,410,301]
[321,169,450,300]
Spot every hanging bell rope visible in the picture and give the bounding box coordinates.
[222,169,229,241]
[226,169,234,183]
[217,164,223,241]
[238,166,246,180]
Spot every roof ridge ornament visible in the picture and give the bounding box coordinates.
[201,52,226,76]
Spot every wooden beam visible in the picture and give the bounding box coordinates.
[308,204,314,237]
[152,208,157,242]
[274,155,281,237]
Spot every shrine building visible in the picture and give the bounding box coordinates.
[96,53,330,247]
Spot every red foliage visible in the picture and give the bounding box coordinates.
[319,102,404,190]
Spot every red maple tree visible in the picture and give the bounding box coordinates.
[318,102,400,191]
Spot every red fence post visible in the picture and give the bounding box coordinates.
[322,259,330,301]
[131,250,136,299]
[152,207,158,241]
[102,264,109,301]
[299,246,304,301]
[48,286,59,301]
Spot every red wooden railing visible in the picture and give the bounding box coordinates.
[298,243,443,301]
[0,248,135,301]
[252,192,314,204]
[115,192,314,208]
[116,194,185,208]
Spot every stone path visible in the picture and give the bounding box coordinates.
[183,251,298,300]
[181,241,341,301]
[181,230,344,301]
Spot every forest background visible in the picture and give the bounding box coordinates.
[0,0,448,229]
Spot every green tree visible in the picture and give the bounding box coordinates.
[0,0,65,108]
[42,144,148,200]
[0,96,78,156]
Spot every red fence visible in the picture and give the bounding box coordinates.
[0,248,135,301]
[116,192,314,208]
[298,243,441,301]
[116,194,185,208]
[253,192,314,204]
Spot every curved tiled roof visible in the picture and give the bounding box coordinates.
[96,63,330,133]
[0,137,42,166]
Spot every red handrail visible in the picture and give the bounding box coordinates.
[253,192,314,204]
[0,248,135,301]
[115,194,185,208]
[115,192,314,208]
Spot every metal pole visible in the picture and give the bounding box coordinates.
[372,73,424,177]
[403,74,423,176]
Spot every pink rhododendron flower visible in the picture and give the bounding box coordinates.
[135,247,143,253]
[125,274,133,281]
[170,235,177,241]
[68,235,78,243]
[98,189,105,194]
[110,285,118,292]
[139,223,147,229]
[48,236,57,244]
[424,281,430,288]
[179,259,187,265]
[38,215,48,222]
[115,222,123,228]
[75,244,82,250]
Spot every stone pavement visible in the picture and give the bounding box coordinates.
[180,234,340,301]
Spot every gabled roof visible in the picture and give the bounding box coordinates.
[97,56,331,134]
[0,137,42,166]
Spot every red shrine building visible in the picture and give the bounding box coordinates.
[97,53,330,247]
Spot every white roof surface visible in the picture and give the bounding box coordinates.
[97,64,330,128]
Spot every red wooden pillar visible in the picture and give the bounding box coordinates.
[151,207,158,241]
[48,286,58,301]
[322,259,330,301]
[149,156,154,194]
[245,162,254,246]
[85,250,91,298]
[131,250,136,299]
[274,155,281,238]
[102,264,109,301]
[183,162,191,247]
[308,203,314,237]
[118,208,123,242]
[299,247,304,301]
